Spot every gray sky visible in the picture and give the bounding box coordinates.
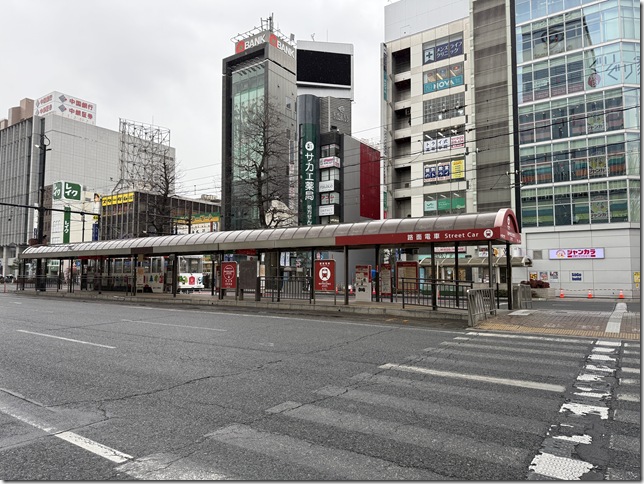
[2,0,389,198]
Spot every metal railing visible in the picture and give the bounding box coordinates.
[261,276,313,302]
[400,278,473,310]
[515,283,533,309]
[467,288,497,326]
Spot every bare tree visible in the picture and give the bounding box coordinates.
[231,97,296,229]
[144,156,184,236]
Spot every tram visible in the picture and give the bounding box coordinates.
[88,255,204,293]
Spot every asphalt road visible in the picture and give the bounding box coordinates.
[0,292,640,480]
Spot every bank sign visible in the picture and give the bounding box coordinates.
[235,31,295,58]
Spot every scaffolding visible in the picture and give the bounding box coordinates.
[116,119,173,195]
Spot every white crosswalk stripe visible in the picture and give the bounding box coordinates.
[188,332,640,480]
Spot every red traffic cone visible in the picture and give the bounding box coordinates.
[619,290,624,299]
[559,289,564,298]
[587,290,593,299]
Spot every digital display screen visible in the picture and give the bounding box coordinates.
[297,50,352,86]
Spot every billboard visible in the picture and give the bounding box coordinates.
[35,91,97,125]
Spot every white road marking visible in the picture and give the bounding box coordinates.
[530,453,594,480]
[16,330,115,349]
[116,452,227,480]
[465,332,589,344]
[617,393,640,402]
[206,423,443,480]
[121,319,226,332]
[378,363,566,392]
[588,354,616,362]
[577,373,604,382]
[0,399,132,464]
[620,367,640,374]
[56,431,132,463]
[553,434,592,444]
[596,340,621,347]
[560,402,609,419]
[574,391,610,399]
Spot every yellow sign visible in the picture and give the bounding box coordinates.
[634,272,640,284]
[101,192,134,207]
[451,159,465,179]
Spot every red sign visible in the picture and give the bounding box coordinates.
[221,262,237,289]
[314,260,335,292]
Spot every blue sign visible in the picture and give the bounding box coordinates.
[92,222,99,241]
[571,272,583,281]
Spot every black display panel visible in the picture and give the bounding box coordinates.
[297,50,352,86]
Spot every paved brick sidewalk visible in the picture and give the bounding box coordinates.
[476,308,640,340]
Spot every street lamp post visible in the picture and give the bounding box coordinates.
[35,133,51,290]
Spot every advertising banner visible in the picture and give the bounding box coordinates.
[314,260,335,292]
[221,262,237,289]
[299,124,318,225]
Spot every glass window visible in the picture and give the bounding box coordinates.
[320,168,340,181]
[568,98,586,136]
[564,10,583,51]
[550,57,567,97]
[533,61,550,100]
[423,194,437,216]
[519,25,533,63]
[590,181,609,223]
[567,53,584,93]
[601,5,620,43]
[553,144,570,181]
[586,94,605,133]
[582,9,602,47]
[609,180,628,222]
[519,107,535,144]
[534,105,551,142]
[605,90,624,131]
[607,136,626,176]
[572,184,589,224]
[547,15,566,55]
[629,182,640,222]
[518,65,534,103]
[551,99,568,139]
[571,143,588,180]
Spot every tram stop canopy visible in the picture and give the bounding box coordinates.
[21,209,521,260]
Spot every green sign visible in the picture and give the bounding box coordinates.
[299,123,318,225]
[53,181,82,201]
[63,207,71,243]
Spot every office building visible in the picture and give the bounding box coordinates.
[515,0,640,297]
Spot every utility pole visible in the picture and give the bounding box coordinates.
[35,133,51,291]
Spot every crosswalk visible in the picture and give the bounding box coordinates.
[118,331,640,480]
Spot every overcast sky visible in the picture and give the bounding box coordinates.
[2,0,390,198]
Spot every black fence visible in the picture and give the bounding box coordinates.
[400,278,474,310]
[261,276,313,302]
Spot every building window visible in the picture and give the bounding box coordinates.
[320,144,340,158]
[320,168,340,181]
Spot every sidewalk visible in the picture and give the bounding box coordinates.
[476,303,640,341]
[5,286,640,341]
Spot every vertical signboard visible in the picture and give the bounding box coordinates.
[221,261,237,289]
[63,207,71,244]
[300,123,318,225]
[396,261,419,292]
[314,260,335,292]
[380,263,392,296]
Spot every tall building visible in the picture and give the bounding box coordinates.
[0,92,198,279]
[0,92,121,276]
[221,17,298,231]
[515,0,640,297]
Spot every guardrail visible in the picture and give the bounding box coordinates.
[515,283,533,309]
[400,278,473,310]
[261,276,313,302]
[466,288,497,326]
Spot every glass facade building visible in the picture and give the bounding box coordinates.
[515,0,640,296]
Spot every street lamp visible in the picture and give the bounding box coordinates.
[34,133,51,290]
